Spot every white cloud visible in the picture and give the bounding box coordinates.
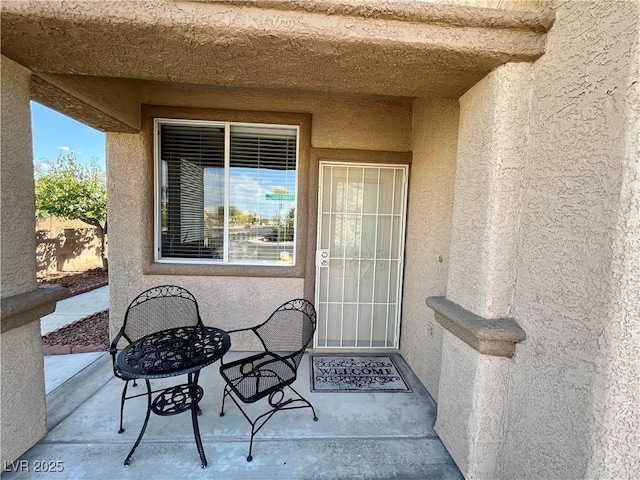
[58,146,71,152]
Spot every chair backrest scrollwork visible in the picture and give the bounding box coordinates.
[252,298,317,370]
[121,285,202,344]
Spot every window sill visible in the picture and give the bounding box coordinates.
[144,261,304,278]
[425,296,526,358]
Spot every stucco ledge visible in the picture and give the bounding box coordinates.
[1,285,67,333]
[426,296,525,358]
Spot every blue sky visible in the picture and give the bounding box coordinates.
[31,101,105,168]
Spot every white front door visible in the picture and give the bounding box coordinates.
[314,163,408,349]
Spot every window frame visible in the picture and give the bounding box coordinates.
[153,117,300,266]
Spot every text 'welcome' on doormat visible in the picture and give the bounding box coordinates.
[310,355,411,393]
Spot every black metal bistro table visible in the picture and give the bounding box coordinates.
[116,325,231,468]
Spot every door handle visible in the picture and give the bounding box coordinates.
[316,249,329,267]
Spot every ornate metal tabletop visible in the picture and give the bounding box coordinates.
[117,326,230,379]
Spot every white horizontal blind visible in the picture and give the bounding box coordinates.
[159,123,224,259]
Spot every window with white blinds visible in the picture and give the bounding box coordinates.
[155,119,298,265]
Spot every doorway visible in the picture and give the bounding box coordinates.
[314,163,408,349]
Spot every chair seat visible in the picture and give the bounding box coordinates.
[220,352,297,403]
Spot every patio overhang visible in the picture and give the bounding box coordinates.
[1,0,553,131]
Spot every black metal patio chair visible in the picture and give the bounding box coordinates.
[109,285,203,433]
[218,298,318,461]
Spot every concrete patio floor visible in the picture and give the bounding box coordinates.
[5,352,462,479]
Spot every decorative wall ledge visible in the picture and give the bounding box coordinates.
[426,296,526,358]
[1,285,67,333]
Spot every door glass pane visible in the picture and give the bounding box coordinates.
[342,303,357,347]
[361,215,377,259]
[346,168,363,214]
[326,302,343,347]
[330,215,346,258]
[372,304,390,347]
[377,168,395,215]
[388,260,399,300]
[376,216,392,260]
[357,303,373,347]
[321,213,331,250]
[344,215,361,259]
[374,261,391,303]
[321,165,332,213]
[393,169,404,215]
[328,259,345,302]
[318,267,329,303]
[317,301,328,347]
[332,166,348,212]
[362,168,380,214]
[344,259,358,303]
[390,215,401,259]
[358,259,374,303]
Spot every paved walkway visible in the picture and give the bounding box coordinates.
[42,285,110,394]
[40,285,109,335]
[44,351,107,394]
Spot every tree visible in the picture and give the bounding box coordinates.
[35,152,108,269]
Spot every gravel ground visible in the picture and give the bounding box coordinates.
[42,310,109,351]
[39,268,110,352]
[38,268,109,297]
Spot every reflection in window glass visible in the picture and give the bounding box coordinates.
[156,120,298,265]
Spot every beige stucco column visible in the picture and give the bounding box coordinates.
[0,55,64,466]
[433,62,532,480]
[400,97,459,399]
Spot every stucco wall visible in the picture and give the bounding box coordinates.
[400,97,458,399]
[431,0,548,11]
[107,131,304,349]
[108,88,410,348]
[435,2,640,477]
[1,322,47,466]
[1,56,37,297]
[447,62,531,319]
[142,84,412,152]
[436,332,512,478]
[0,56,47,466]
[499,1,640,478]
[585,17,640,477]
[435,61,531,480]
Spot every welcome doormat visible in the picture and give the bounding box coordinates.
[310,355,411,393]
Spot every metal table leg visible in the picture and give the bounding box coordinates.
[124,379,152,466]
[190,371,207,468]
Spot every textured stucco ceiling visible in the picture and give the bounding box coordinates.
[1,0,552,99]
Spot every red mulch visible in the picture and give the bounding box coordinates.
[42,310,110,354]
[38,267,109,298]
[39,268,110,355]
